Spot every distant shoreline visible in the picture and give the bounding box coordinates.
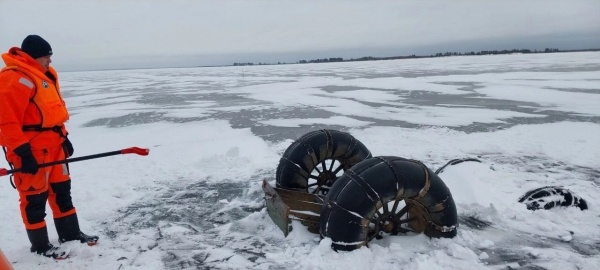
[232,48,600,67]
[63,49,600,73]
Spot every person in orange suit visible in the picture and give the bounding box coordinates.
[0,35,98,259]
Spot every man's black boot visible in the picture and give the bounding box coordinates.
[26,227,69,259]
[55,213,99,246]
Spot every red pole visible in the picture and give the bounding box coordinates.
[1,147,149,177]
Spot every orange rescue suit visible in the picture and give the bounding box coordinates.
[0,47,74,230]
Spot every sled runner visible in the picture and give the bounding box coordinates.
[262,179,323,236]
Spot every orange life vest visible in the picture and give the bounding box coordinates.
[0,65,69,128]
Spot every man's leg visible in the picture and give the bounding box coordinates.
[50,180,99,245]
[20,191,49,253]
[18,189,67,258]
[47,146,98,245]
[13,158,54,256]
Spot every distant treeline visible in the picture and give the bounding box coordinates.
[232,48,600,66]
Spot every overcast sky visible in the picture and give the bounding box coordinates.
[1,0,599,71]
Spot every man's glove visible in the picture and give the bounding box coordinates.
[14,143,39,175]
[62,137,74,158]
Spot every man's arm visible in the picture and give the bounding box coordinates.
[0,72,35,151]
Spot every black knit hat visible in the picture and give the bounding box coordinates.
[21,35,53,59]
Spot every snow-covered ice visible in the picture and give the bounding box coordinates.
[1,52,599,269]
